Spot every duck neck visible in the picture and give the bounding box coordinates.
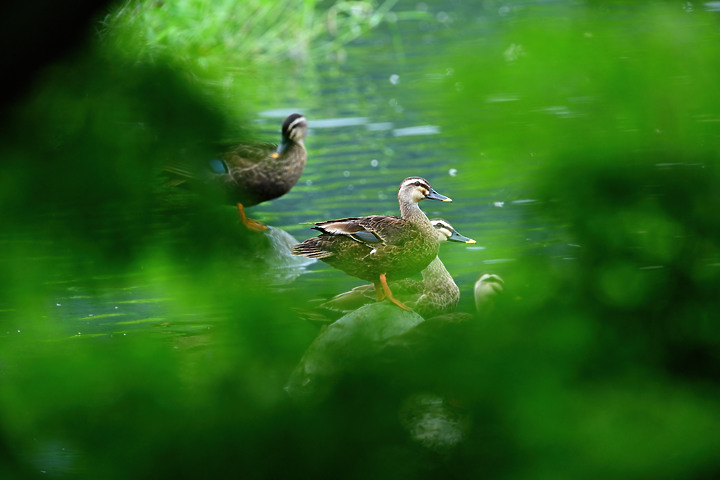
[281,140,305,159]
[415,256,460,316]
[421,257,454,288]
[399,198,430,225]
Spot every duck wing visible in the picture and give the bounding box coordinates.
[310,215,409,247]
[162,141,276,178]
[218,142,277,169]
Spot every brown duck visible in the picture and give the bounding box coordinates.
[166,113,308,231]
[319,218,476,318]
[292,177,452,310]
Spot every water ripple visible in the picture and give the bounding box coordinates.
[310,117,370,128]
[392,125,441,137]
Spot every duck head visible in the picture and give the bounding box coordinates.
[429,218,476,244]
[399,177,453,204]
[275,113,308,156]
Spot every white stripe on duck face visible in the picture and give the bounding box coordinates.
[399,176,431,191]
[430,219,452,230]
[280,114,308,143]
[429,219,453,239]
[287,116,307,131]
[399,177,433,203]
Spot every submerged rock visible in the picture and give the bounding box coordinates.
[285,302,425,401]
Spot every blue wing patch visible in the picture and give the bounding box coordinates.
[209,158,228,174]
[351,231,381,244]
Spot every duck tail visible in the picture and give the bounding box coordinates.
[291,239,334,259]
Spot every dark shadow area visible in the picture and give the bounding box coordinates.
[0,0,116,119]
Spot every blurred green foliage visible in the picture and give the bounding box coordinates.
[437,4,720,479]
[1,2,720,480]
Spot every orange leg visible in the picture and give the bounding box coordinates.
[379,273,411,311]
[374,282,386,301]
[237,203,268,231]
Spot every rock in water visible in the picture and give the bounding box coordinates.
[285,302,424,401]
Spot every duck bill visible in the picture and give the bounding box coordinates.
[447,230,476,244]
[426,188,452,202]
[274,138,291,157]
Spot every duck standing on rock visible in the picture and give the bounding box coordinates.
[165,113,308,231]
[320,218,476,319]
[292,177,452,310]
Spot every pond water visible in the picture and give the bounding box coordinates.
[41,0,566,336]
[40,0,720,337]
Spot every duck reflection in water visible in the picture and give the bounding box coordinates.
[286,272,506,451]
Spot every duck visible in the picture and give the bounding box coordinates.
[165,113,308,231]
[413,219,476,317]
[291,177,452,310]
[474,273,505,317]
[319,218,476,318]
